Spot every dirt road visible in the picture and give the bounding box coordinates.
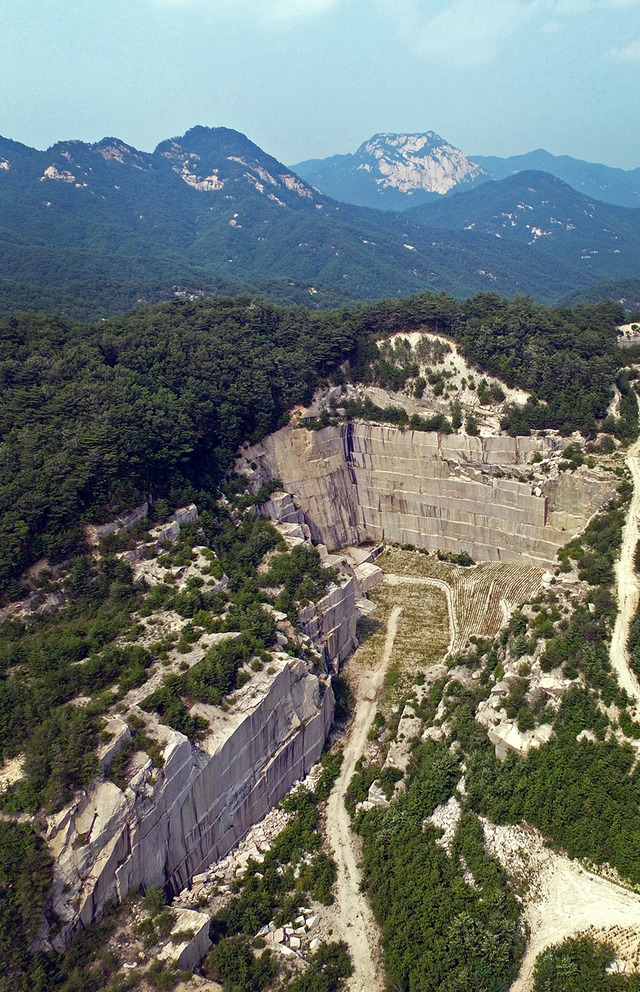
[325,605,402,992]
[487,822,640,991]
[610,437,640,709]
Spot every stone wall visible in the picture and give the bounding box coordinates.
[45,657,334,948]
[239,422,616,567]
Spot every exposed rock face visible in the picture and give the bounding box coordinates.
[84,502,149,546]
[292,131,489,210]
[359,132,487,195]
[298,578,360,674]
[256,490,383,671]
[84,502,198,547]
[158,909,212,971]
[45,657,334,948]
[240,422,615,567]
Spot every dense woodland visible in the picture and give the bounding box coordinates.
[0,289,632,597]
[1,286,639,990]
[355,732,525,991]
[533,936,640,990]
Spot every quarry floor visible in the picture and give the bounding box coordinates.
[328,546,640,991]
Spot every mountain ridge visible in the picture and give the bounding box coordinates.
[1,124,633,317]
[294,132,640,211]
[406,169,640,280]
[471,148,640,208]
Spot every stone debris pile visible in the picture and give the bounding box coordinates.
[173,803,293,908]
[258,908,324,957]
[174,764,325,909]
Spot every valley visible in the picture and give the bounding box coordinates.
[2,293,640,992]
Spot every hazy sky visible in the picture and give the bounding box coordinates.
[3,0,640,168]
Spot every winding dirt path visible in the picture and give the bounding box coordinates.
[325,605,402,992]
[610,437,640,710]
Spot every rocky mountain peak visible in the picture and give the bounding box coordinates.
[355,131,488,195]
[154,126,319,202]
[292,130,490,209]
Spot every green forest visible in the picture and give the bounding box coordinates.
[1,285,639,991]
[0,289,632,597]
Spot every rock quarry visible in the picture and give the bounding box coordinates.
[30,396,619,960]
[239,419,615,567]
[46,655,335,950]
[41,500,382,952]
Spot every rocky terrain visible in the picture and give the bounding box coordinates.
[8,497,382,960]
[239,335,617,568]
[293,131,489,210]
[3,323,639,992]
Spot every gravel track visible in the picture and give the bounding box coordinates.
[325,605,402,991]
[610,437,640,710]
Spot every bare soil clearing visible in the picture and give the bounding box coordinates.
[481,821,640,991]
[610,437,640,711]
[326,606,402,992]
[381,548,543,654]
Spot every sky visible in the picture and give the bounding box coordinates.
[2,0,640,169]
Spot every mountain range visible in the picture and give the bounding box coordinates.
[471,149,640,209]
[293,132,640,211]
[1,125,640,319]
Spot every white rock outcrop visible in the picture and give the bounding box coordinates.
[157,909,212,971]
[45,656,333,948]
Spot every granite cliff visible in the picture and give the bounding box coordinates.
[38,500,383,949]
[239,419,616,568]
[45,655,334,950]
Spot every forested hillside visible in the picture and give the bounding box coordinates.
[408,171,640,282]
[0,126,618,315]
[0,290,631,597]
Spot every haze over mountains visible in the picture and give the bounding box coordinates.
[1,124,640,320]
[472,150,640,209]
[293,132,640,211]
[292,132,490,211]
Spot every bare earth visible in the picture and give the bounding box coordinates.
[610,436,640,710]
[325,605,402,992]
[385,574,456,654]
[483,822,640,991]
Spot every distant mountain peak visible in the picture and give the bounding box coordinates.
[355,131,487,195]
[292,130,490,209]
